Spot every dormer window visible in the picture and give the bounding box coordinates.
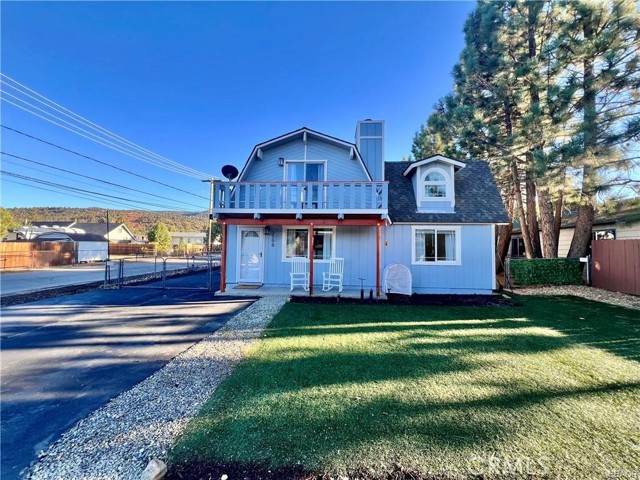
[420,167,450,202]
[424,171,447,198]
[402,155,465,212]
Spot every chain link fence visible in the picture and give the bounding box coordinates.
[105,255,220,290]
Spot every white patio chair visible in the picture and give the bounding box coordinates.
[290,256,309,291]
[322,257,344,292]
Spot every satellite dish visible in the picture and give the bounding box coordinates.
[221,164,239,181]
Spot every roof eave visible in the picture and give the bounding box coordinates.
[403,155,466,177]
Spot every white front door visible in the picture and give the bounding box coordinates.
[238,228,263,283]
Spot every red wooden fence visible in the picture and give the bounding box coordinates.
[591,239,640,296]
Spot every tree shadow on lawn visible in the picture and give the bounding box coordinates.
[170,381,640,479]
[169,297,640,479]
[513,294,640,363]
[269,296,640,364]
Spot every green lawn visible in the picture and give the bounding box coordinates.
[170,296,640,479]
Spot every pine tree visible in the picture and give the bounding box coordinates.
[412,0,639,261]
[554,0,640,257]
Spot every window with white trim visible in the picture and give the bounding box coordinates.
[424,171,447,198]
[592,229,615,240]
[284,161,326,208]
[412,226,461,265]
[421,167,450,200]
[282,226,335,261]
[285,161,326,182]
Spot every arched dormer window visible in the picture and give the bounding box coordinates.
[421,168,449,200]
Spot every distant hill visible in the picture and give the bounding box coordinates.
[8,207,209,236]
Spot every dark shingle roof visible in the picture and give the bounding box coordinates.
[72,223,124,236]
[34,232,108,242]
[31,221,76,228]
[561,197,640,227]
[385,161,509,224]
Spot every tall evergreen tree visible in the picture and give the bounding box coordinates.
[554,0,640,257]
[412,0,639,261]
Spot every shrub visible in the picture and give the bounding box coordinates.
[509,258,583,286]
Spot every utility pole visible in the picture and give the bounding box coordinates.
[106,209,111,261]
[202,179,214,254]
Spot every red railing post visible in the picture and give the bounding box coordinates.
[220,222,227,293]
[376,222,381,297]
[308,224,314,296]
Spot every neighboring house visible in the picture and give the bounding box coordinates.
[30,221,76,228]
[170,232,206,249]
[71,223,138,243]
[510,198,640,257]
[213,121,508,295]
[33,231,108,262]
[15,222,138,243]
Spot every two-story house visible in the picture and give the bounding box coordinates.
[214,120,508,295]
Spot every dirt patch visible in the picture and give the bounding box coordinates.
[290,293,516,307]
[166,461,451,480]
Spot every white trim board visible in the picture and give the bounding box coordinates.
[403,155,466,177]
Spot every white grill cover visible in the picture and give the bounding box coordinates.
[383,264,412,296]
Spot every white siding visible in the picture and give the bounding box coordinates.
[617,221,640,240]
[549,220,639,257]
[558,228,573,258]
[76,241,108,262]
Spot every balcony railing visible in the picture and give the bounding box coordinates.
[214,181,388,214]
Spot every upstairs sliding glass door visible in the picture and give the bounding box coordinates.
[286,161,325,209]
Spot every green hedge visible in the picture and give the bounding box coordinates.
[509,258,583,286]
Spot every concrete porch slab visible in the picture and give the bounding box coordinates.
[216,284,381,300]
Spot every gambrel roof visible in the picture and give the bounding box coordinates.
[237,127,373,181]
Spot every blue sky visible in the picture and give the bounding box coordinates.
[1,1,475,212]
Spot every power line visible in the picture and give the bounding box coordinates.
[2,178,158,211]
[1,94,212,179]
[1,157,134,198]
[1,170,198,211]
[2,74,211,177]
[1,125,211,201]
[1,157,204,211]
[1,151,207,210]
[1,74,215,179]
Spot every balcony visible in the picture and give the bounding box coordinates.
[214,181,388,216]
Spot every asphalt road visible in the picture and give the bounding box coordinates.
[0,271,255,479]
[0,256,221,296]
